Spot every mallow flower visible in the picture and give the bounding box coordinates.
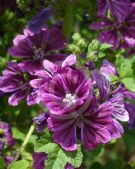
[8,27,66,73]
[0,62,40,106]
[38,63,124,151]
[47,95,123,151]
[90,3,135,49]
[40,66,92,115]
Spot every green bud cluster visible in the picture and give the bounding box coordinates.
[87,39,113,61]
[68,33,87,55]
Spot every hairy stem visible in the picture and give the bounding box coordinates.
[8,124,35,168]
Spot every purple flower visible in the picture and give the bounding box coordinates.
[90,4,135,49]
[33,152,47,169]
[47,96,123,151]
[97,0,130,22]
[92,69,129,122]
[33,112,49,132]
[0,122,14,148]
[0,62,40,106]
[8,27,66,73]
[100,60,135,124]
[100,60,135,100]
[40,67,92,115]
[28,7,52,33]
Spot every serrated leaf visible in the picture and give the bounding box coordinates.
[121,77,135,92]
[116,56,135,78]
[65,145,83,168]
[9,160,30,169]
[45,149,67,169]
[0,157,6,169]
[35,131,83,169]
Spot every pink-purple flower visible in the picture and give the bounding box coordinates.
[40,67,92,115]
[8,27,66,73]
[90,3,135,49]
[47,96,123,151]
[0,62,40,106]
[100,59,135,127]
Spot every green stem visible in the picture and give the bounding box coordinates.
[62,0,74,39]
[8,124,35,168]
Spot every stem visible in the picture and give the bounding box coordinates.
[62,0,74,39]
[8,124,35,168]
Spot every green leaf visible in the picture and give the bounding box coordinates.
[65,145,83,168]
[35,130,83,169]
[12,127,25,141]
[98,51,105,58]
[116,56,135,78]
[121,77,135,92]
[9,160,30,169]
[0,157,6,169]
[100,43,113,51]
[45,149,67,169]
[88,39,99,50]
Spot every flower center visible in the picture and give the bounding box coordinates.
[63,93,77,107]
[33,46,45,60]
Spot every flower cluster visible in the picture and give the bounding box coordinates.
[0,1,135,169]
